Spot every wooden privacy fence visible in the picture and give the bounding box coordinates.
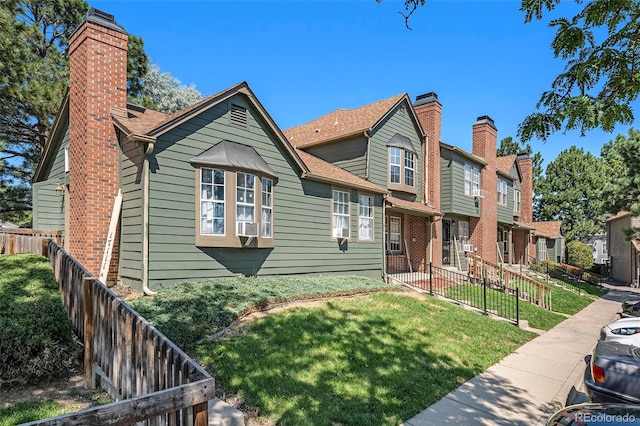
[1,233,215,426]
[0,228,60,255]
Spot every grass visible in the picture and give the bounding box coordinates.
[196,292,535,426]
[0,400,72,426]
[130,274,394,350]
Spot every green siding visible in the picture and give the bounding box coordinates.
[306,137,368,177]
[368,100,422,197]
[33,124,68,236]
[118,133,144,285]
[440,150,481,217]
[146,95,384,289]
[497,175,514,224]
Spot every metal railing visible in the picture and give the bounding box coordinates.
[527,256,603,294]
[385,255,520,326]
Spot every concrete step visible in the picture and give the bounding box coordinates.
[209,398,245,426]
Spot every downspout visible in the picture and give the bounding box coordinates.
[130,134,157,296]
[364,131,371,180]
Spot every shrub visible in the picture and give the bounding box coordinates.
[0,254,81,387]
[566,240,594,270]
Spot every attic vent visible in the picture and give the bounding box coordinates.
[230,104,247,126]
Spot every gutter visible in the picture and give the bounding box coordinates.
[129,133,157,296]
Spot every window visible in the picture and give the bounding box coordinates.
[201,168,225,235]
[358,195,374,241]
[64,147,70,173]
[389,147,401,184]
[332,190,350,238]
[603,242,608,254]
[464,164,480,196]
[497,178,508,206]
[514,189,521,213]
[236,172,255,234]
[386,216,401,253]
[458,220,469,249]
[404,151,414,186]
[261,177,273,238]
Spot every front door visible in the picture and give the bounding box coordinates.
[442,220,451,264]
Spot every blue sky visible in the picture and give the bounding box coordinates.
[92,0,637,168]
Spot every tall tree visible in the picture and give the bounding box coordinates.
[137,64,202,114]
[601,129,640,223]
[497,137,545,219]
[0,1,150,224]
[386,0,640,141]
[537,146,607,241]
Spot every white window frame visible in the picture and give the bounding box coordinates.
[387,216,402,253]
[261,177,273,238]
[464,164,480,196]
[514,189,521,213]
[389,147,401,184]
[236,172,256,235]
[64,147,70,173]
[358,194,374,241]
[458,220,469,249]
[200,168,225,236]
[497,178,508,206]
[404,150,415,187]
[332,190,350,238]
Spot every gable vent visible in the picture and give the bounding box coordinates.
[230,104,247,126]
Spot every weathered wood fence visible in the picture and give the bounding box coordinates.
[0,228,60,255]
[1,230,215,425]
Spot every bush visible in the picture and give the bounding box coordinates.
[566,241,594,270]
[0,254,81,387]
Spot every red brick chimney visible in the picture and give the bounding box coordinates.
[68,9,127,279]
[413,92,442,266]
[517,154,533,223]
[471,116,498,263]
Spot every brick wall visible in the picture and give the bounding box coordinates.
[408,215,428,270]
[413,93,442,267]
[517,155,533,224]
[68,15,127,280]
[472,116,498,263]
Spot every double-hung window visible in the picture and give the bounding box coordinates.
[387,134,418,193]
[514,189,521,213]
[464,164,480,196]
[497,178,508,206]
[358,194,374,241]
[332,190,350,239]
[386,216,401,253]
[201,168,225,235]
[389,147,401,184]
[261,177,273,238]
[404,151,414,186]
[236,172,255,234]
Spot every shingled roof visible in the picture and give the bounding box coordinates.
[534,221,563,239]
[496,155,517,176]
[284,93,408,148]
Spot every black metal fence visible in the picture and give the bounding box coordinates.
[386,255,519,326]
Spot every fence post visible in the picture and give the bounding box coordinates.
[483,277,487,316]
[516,287,520,328]
[193,401,209,426]
[429,262,433,295]
[83,277,97,389]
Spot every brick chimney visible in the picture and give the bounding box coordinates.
[471,116,498,263]
[413,92,442,266]
[517,153,533,223]
[67,9,127,279]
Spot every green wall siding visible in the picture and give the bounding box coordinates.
[118,133,144,286]
[306,137,368,178]
[33,124,68,236]
[146,94,384,289]
[440,150,481,217]
[497,175,514,224]
[368,101,422,195]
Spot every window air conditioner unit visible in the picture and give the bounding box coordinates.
[463,244,474,252]
[237,222,259,237]
[333,227,350,240]
[473,189,484,198]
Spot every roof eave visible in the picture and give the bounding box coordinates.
[302,172,388,194]
[32,93,70,183]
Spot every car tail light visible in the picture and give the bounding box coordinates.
[593,364,606,383]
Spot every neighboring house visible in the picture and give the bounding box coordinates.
[587,232,609,265]
[32,9,390,292]
[607,212,640,285]
[533,221,566,264]
[284,92,441,273]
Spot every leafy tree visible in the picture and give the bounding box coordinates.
[137,64,202,114]
[497,137,545,219]
[566,240,594,270]
[537,146,606,241]
[386,0,640,141]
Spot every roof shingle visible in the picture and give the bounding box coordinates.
[534,221,563,238]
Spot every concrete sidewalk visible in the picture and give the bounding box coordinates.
[402,284,639,426]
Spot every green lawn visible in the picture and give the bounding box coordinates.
[196,292,535,426]
[0,400,71,426]
[130,274,394,350]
